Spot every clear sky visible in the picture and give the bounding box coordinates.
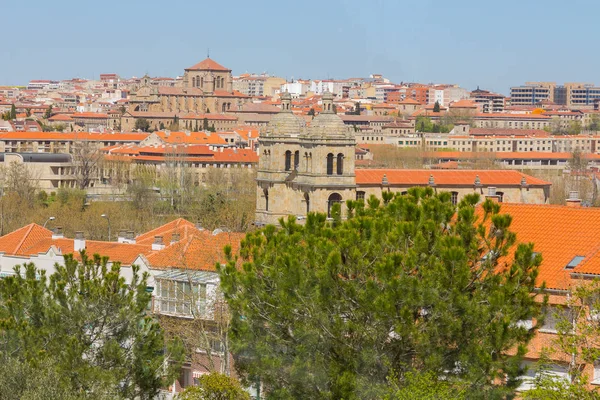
[0,0,597,94]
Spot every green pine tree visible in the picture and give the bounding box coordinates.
[433,101,441,113]
[220,190,543,399]
[0,252,183,398]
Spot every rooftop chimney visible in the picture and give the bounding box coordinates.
[52,227,64,239]
[171,232,180,244]
[74,231,86,252]
[195,223,204,231]
[152,235,165,251]
[428,174,435,187]
[474,175,481,187]
[486,186,499,203]
[566,191,581,208]
[382,173,389,186]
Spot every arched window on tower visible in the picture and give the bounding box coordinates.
[294,151,299,170]
[264,189,269,211]
[192,77,196,87]
[326,153,334,175]
[327,193,342,218]
[200,77,204,88]
[336,153,344,175]
[285,150,292,171]
[222,103,226,113]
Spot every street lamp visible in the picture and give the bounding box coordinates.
[101,214,111,241]
[43,216,55,228]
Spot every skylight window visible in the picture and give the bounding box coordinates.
[565,256,585,270]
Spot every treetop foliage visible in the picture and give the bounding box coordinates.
[219,188,544,399]
[0,252,183,399]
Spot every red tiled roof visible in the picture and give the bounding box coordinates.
[185,58,230,71]
[0,131,148,141]
[477,203,600,290]
[144,230,244,271]
[355,169,551,187]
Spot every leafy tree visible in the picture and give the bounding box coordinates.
[386,371,468,400]
[433,100,441,113]
[220,190,544,399]
[522,279,600,398]
[44,104,53,119]
[10,104,16,120]
[177,373,250,400]
[587,113,600,131]
[203,117,210,131]
[0,252,183,399]
[119,105,126,115]
[134,118,151,132]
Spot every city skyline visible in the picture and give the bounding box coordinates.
[1,0,598,94]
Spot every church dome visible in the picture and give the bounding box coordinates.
[309,91,349,137]
[266,92,306,136]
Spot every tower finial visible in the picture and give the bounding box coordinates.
[207,48,210,58]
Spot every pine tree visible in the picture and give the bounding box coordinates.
[10,104,16,120]
[433,101,441,113]
[203,117,209,131]
[44,105,53,119]
[0,252,183,398]
[220,190,543,399]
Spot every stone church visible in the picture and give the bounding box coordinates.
[255,91,356,225]
[128,58,250,114]
[255,91,552,226]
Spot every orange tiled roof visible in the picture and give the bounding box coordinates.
[0,131,148,141]
[477,203,600,290]
[154,131,227,145]
[355,169,551,187]
[144,230,244,271]
[135,218,198,245]
[185,58,230,71]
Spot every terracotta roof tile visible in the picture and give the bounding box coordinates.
[477,204,600,290]
[185,58,230,71]
[355,169,550,187]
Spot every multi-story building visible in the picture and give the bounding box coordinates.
[564,82,600,108]
[470,87,505,113]
[510,82,556,105]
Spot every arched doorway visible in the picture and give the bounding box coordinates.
[327,193,342,217]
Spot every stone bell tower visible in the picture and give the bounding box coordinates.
[255,91,356,226]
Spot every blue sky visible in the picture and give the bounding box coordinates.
[0,0,597,94]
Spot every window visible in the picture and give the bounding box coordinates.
[294,150,300,170]
[326,153,334,175]
[336,153,344,175]
[264,189,269,211]
[356,191,366,201]
[327,193,342,217]
[451,191,458,206]
[566,256,585,269]
[496,191,504,202]
[284,150,292,171]
[540,306,571,333]
[155,279,206,317]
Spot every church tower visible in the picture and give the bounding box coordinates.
[255,91,356,226]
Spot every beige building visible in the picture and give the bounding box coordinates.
[510,82,556,105]
[128,58,250,115]
[255,93,551,225]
